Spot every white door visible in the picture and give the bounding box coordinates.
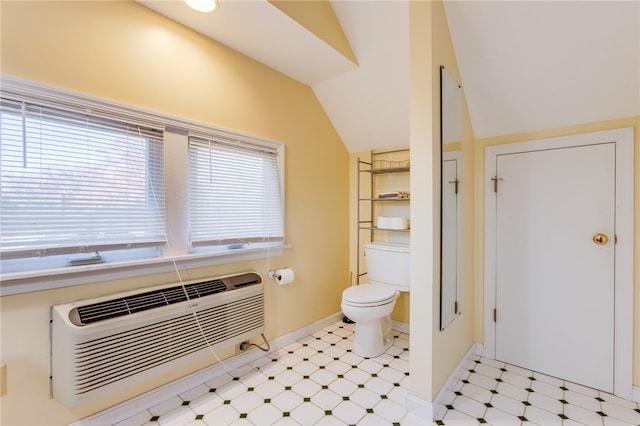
[495,143,615,392]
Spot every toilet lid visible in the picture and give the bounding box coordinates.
[343,284,397,305]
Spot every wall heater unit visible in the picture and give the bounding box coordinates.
[51,271,264,407]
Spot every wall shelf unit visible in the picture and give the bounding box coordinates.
[356,148,410,284]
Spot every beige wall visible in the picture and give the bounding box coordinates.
[0,2,350,425]
[406,0,477,404]
[408,0,639,405]
[408,0,436,402]
[472,115,640,388]
[429,0,476,397]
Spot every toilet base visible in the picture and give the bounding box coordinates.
[352,315,393,358]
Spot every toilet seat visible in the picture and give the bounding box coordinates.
[342,284,398,307]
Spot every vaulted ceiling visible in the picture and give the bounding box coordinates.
[137,0,640,152]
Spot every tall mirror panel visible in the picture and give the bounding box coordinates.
[440,66,462,330]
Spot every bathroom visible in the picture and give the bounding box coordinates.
[1,1,639,425]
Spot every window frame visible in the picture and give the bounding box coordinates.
[0,98,167,261]
[0,76,286,296]
[187,134,285,251]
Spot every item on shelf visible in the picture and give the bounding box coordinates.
[377,191,410,199]
[372,159,410,170]
[377,216,408,230]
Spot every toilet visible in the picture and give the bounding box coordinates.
[341,242,410,357]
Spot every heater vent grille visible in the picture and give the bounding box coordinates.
[74,274,258,325]
[73,293,263,395]
[52,271,265,407]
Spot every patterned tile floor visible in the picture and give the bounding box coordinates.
[113,320,640,425]
[435,356,640,426]
[114,320,426,426]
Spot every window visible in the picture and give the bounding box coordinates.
[0,77,286,292]
[188,135,284,252]
[0,97,166,271]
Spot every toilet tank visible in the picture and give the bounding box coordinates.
[364,242,410,291]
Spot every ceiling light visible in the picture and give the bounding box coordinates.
[184,0,218,13]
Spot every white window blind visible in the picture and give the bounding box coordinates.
[188,135,284,249]
[0,98,166,260]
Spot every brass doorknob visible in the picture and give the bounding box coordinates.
[593,233,609,245]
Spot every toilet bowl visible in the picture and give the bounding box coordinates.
[341,284,399,357]
[341,242,410,358]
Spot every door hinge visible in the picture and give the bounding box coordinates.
[493,308,497,323]
[491,176,503,193]
[614,234,618,245]
[448,178,460,194]
[454,301,458,314]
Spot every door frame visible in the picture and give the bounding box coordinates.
[483,127,634,399]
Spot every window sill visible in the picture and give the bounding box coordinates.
[0,245,288,296]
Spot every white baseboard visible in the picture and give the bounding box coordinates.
[633,385,640,403]
[73,311,345,426]
[406,393,434,421]
[392,320,410,334]
[432,343,481,420]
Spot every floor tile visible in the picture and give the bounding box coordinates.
[367,377,395,394]
[325,359,352,375]
[491,393,527,417]
[496,381,530,401]
[565,381,600,398]
[290,377,321,398]
[273,370,303,387]
[245,403,282,425]
[202,404,239,426]
[229,391,263,413]
[600,391,640,410]
[531,371,564,387]
[107,322,640,426]
[189,392,224,415]
[215,380,248,401]
[459,383,493,403]
[500,370,532,388]
[157,406,197,426]
[483,407,522,425]
[441,407,480,424]
[564,402,608,425]
[388,384,409,405]
[526,390,563,414]
[601,401,640,424]
[308,368,336,386]
[310,388,343,411]
[289,401,325,425]
[474,362,503,380]
[350,387,382,408]
[530,378,564,399]
[452,395,487,419]
[327,377,358,396]
[270,390,303,412]
[254,379,286,399]
[468,371,499,390]
[504,363,533,378]
[522,405,563,426]
[375,399,408,423]
[332,400,367,424]
[564,389,601,412]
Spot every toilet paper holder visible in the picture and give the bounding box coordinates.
[267,269,286,280]
[267,268,295,285]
